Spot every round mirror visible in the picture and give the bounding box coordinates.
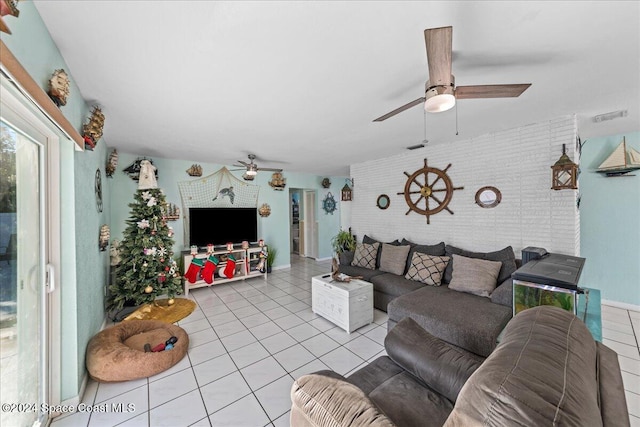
[475,186,501,208]
[376,194,390,210]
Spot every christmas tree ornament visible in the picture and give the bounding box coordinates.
[147,197,157,207]
[145,286,153,293]
[201,254,220,284]
[137,219,150,229]
[184,257,205,283]
[141,191,152,200]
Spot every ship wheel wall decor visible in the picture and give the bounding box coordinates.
[397,158,463,224]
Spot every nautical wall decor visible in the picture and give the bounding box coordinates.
[95,169,103,212]
[269,172,286,190]
[186,164,202,177]
[99,224,110,251]
[322,192,337,214]
[106,149,118,177]
[397,158,463,224]
[321,178,331,188]
[259,203,272,217]
[47,69,70,107]
[123,157,158,182]
[596,136,640,177]
[83,106,105,150]
[341,181,353,201]
[551,144,578,190]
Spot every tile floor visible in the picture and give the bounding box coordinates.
[50,256,639,427]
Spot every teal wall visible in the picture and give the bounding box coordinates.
[110,152,346,267]
[2,1,111,400]
[580,132,640,306]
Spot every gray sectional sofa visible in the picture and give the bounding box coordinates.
[339,236,518,357]
[291,306,630,427]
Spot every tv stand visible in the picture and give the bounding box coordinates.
[182,244,267,295]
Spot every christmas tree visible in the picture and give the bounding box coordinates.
[108,165,182,312]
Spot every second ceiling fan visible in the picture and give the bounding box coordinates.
[373,26,531,122]
[233,154,282,180]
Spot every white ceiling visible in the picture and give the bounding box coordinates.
[34,1,639,176]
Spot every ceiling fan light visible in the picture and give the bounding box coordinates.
[425,92,456,113]
[246,167,257,176]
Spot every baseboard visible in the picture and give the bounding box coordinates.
[273,264,291,271]
[315,257,332,262]
[601,299,640,312]
[58,317,106,413]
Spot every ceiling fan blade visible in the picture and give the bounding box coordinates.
[455,84,531,99]
[424,26,452,86]
[258,167,283,172]
[236,160,249,167]
[373,97,425,122]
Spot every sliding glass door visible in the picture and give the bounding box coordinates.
[1,115,48,426]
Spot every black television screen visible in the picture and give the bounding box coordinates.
[189,208,258,247]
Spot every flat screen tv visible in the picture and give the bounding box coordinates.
[189,207,258,247]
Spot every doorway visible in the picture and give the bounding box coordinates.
[1,78,61,427]
[289,188,318,259]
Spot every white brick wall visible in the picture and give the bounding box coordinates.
[350,115,580,258]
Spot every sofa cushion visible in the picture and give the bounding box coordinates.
[444,306,602,427]
[371,273,428,298]
[405,252,450,286]
[369,371,454,427]
[385,318,484,402]
[379,244,411,275]
[352,242,379,270]
[339,250,355,266]
[448,254,502,297]
[490,278,513,307]
[364,235,400,268]
[401,239,446,274]
[387,286,512,357]
[444,245,517,285]
[291,374,396,427]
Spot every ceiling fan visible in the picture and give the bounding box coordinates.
[232,154,282,180]
[373,26,531,122]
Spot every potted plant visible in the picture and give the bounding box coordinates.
[266,247,277,273]
[331,230,356,254]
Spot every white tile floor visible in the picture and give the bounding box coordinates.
[50,256,639,427]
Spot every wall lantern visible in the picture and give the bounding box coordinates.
[551,144,578,190]
[341,179,353,201]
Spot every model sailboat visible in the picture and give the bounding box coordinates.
[596,137,640,176]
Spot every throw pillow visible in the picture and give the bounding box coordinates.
[351,242,380,270]
[448,254,502,297]
[401,239,446,274]
[443,245,517,285]
[364,235,400,268]
[379,243,411,276]
[404,252,450,286]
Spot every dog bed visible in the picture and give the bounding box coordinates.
[86,320,189,382]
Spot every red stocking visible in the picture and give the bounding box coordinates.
[184,257,204,283]
[223,254,236,278]
[201,255,219,284]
